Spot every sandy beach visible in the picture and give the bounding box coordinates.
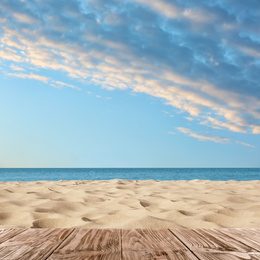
[0,179,259,229]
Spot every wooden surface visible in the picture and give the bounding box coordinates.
[0,228,258,259]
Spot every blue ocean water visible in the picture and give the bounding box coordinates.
[0,168,259,182]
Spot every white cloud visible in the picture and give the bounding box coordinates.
[190,133,231,143]
[7,72,49,83]
[236,141,255,148]
[133,0,179,19]
[0,48,22,62]
[51,81,81,91]
[206,116,247,133]
[251,125,260,134]
[177,127,231,143]
[10,64,25,71]
[177,127,192,134]
[12,12,37,24]
[182,8,215,24]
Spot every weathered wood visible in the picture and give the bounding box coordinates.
[216,228,260,252]
[0,228,259,259]
[171,228,260,260]
[218,228,260,250]
[0,229,26,244]
[0,228,73,260]
[122,229,198,259]
[48,228,121,260]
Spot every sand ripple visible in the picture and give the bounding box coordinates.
[0,179,259,228]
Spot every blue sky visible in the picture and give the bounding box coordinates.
[0,0,259,167]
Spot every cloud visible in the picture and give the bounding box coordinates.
[252,126,260,134]
[6,72,81,91]
[177,127,231,143]
[51,81,81,91]
[10,64,24,71]
[177,126,255,147]
[133,0,179,19]
[236,141,255,148]
[0,0,259,136]
[0,48,22,62]
[12,12,38,24]
[177,127,192,134]
[7,72,49,83]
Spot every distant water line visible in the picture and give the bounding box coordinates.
[0,168,259,182]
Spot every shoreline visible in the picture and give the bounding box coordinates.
[0,179,259,229]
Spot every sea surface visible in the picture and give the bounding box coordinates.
[0,168,259,182]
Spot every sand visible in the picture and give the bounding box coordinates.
[0,179,259,229]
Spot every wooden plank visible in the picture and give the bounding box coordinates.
[49,229,121,260]
[218,228,260,250]
[0,228,258,260]
[0,228,73,260]
[0,229,27,244]
[171,228,260,260]
[122,229,198,259]
[218,228,260,240]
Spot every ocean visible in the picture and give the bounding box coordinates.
[0,168,259,182]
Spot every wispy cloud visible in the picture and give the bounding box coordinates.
[0,0,259,136]
[177,127,231,143]
[0,48,22,62]
[236,141,255,149]
[177,127,256,148]
[51,81,81,91]
[7,72,81,91]
[133,0,179,19]
[10,64,24,71]
[7,72,49,83]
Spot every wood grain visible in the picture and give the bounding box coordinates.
[218,228,260,251]
[122,229,198,259]
[48,228,121,260]
[0,228,73,260]
[0,229,26,244]
[171,228,260,260]
[0,228,259,259]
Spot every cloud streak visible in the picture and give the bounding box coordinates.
[7,72,49,83]
[0,0,259,137]
[177,127,231,144]
[236,141,255,149]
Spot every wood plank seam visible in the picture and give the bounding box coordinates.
[168,229,200,260]
[120,229,123,260]
[45,228,75,260]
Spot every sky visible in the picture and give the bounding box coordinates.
[0,0,260,168]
